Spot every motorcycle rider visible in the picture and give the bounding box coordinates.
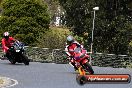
[65,35,84,71]
[1,32,16,60]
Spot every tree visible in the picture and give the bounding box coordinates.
[93,0,132,54]
[59,0,132,54]
[0,0,50,45]
[59,0,95,35]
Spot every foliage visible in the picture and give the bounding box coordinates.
[59,0,132,55]
[44,0,65,25]
[94,0,132,54]
[74,35,84,44]
[44,0,59,16]
[37,27,72,49]
[59,0,94,35]
[0,0,50,45]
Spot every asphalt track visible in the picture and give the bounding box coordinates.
[0,60,132,88]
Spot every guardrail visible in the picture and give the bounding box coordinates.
[0,46,132,68]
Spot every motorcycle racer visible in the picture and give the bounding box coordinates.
[1,32,16,60]
[65,35,85,71]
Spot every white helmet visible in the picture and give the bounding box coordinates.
[67,35,74,42]
[3,32,9,39]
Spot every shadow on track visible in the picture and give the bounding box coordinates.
[0,61,26,66]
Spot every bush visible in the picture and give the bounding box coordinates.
[74,35,84,44]
[37,27,72,49]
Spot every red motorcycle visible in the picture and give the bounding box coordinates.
[73,47,94,74]
[66,47,94,75]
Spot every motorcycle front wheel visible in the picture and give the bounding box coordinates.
[76,75,87,85]
[9,59,16,64]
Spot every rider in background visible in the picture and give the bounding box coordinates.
[65,35,84,71]
[1,32,16,60]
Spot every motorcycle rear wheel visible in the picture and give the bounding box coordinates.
[21,54,29,65]
[84,62,94,74]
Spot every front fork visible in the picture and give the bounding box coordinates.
[70,58,87,76]
[78,58,89,75]
[78,66,86,75]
